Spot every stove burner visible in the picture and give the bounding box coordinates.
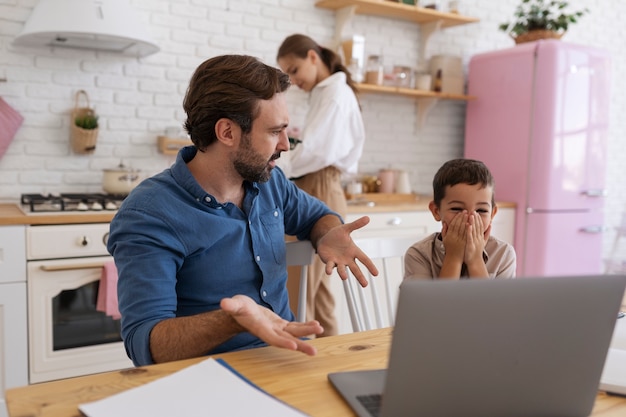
[21,193,127,213]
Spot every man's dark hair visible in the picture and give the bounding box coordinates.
[432,158,495,207]
[183,55,291,150]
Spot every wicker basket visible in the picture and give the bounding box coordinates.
[70,90,99,154]
[513,30,564,44]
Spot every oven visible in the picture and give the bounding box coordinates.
[26,222,132,383]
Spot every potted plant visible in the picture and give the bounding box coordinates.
[70,90,100,154]
[498,0,589,44]
[74,113,99,130]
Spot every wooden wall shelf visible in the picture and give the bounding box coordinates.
[315,0,480,128]
[157,136,192,155]
[357,83,475,100]
[314,0,480,83]
[315,0,479,28]
[357,83,475,127]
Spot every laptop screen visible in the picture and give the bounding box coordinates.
[330,275,626,417]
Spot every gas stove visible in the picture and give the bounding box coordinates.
[20,193,127,213]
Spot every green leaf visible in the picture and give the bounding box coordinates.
[75,114,99,130]
[498,0,588,36]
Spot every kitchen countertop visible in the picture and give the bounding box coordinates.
[346,193,427,214]
[0,203,117,225]
[0,196,516,226]
[346,193,515,214]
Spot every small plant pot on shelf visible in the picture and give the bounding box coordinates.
[513,29,564,44]
[498,1,588,46]
[70,90,99,154]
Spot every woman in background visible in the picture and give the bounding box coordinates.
[277,33,366,336]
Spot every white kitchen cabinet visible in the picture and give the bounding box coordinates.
[0,225,26,284]
[491,207,515,246]
[331,207,516,334]
[347,210,440,240]
[350,206,515,243]
[0,283,28,417]
[0,225,27,417]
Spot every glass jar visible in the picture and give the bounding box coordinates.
[393,66,412,88]
[415,72,432,91]
[365,55,383,86]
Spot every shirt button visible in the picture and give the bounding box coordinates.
[204,196,212,203]
[273,210,278,217]
[256,255,260,262]
[262,290,267,297]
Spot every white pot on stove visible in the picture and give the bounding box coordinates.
[102,163,141,195]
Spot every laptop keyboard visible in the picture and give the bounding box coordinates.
[357,394,382,417]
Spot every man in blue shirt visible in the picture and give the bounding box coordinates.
[107,55,378,366]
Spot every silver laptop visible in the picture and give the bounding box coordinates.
[329,275,626,417]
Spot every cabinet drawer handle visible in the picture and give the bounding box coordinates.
[388,217,402,226]
[40,262,106,272]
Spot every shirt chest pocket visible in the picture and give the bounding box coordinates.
[259,208,286,264]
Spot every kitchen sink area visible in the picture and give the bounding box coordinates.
[347,198,376,207]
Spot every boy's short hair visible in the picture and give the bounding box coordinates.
[432,158,495,207]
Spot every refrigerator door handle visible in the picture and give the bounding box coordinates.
[581,189,608,197]
[579,226,605,234]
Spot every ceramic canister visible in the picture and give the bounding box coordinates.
[378,169,396,193]
[395,170,412,194]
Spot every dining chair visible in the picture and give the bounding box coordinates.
[285,239,315,322]
[342,235,417,332]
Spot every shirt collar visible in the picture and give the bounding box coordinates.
[172,146,260,209]
[315,71,346,89]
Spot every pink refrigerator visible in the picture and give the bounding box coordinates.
[464,40,611,277]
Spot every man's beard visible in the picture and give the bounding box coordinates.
[233,133,280,183]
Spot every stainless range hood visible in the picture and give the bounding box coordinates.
[13,0,160,57]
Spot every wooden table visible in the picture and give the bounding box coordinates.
[6,328,626,417]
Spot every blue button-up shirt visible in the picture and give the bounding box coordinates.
[107,146,337,366]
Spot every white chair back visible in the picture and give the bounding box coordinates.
[285,240,315,322]
[343,235,417,332]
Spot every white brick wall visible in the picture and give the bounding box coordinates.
[1,0,625,263]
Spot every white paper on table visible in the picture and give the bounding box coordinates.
[79,358,309,417]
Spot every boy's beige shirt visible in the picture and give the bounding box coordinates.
[404,233,517,279]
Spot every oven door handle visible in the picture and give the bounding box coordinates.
[40,262,107,272]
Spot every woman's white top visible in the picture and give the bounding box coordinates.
[280,71,365,179]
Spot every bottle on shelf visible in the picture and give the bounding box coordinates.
[433,69,443,92]
[342,35,365,83]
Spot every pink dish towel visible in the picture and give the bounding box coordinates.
[0,97,24,159]
[96,261,121,320]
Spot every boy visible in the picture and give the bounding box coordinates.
[404,158,516,279]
